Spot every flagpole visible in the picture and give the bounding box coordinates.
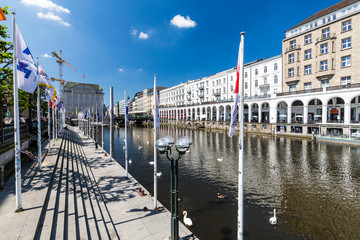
[110,87,113,159]
[55,105,58,140]
[12,12,23,212]
[153,74,158,209]
[238,32,245,240]
[124,88,128,178]
[36,58,42,170]
[48,101,51,151]
[102,102,104,151]
[52,103,55,145]
[92,105,95,141]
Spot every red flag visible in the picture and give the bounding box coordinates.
[49,100,52,108]
[83,73,85,79]
[0,8,7,21]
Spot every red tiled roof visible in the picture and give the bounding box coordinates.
[286,0,359,32]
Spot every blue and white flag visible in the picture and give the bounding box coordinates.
[15,23,39,93]
[125,104,129,124]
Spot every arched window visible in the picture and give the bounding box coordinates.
[245,82,248,89]
[274,75,278,84]
[274,63,278,70]
[255,80,258,87]
[255,69,258,75]
[264,66,267,73]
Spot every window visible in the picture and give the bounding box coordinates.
[244,72,247,78]
[223,78,226,84]
[274,75,278,84]
[304,82,311,90]
[255,80,258,87]
[342,20,351,32]
[342,56,351,68]
[289,53,295,63]
[342,38,351,49]
[321,80,329,87]
[264,66,267,73]
[305,34,312,44]
[341,76,351,85]
[305,49,312,59]
[230,76,233,82]
[288,68,294,77]
[320,43,328,54]
[305,65,312,75]
[274,63,278,70]
[230,85,234,91]
[223,87,226,93]
[290,85,296,92]
[290,40,296,49]
[263,77,268,85]
[255,69,258,75]
[322,28,330,39]
[245,82,248,89]
[320,60,328,71]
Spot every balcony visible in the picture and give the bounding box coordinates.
[315,69,335,81]
[187,96,191,101]
[276,83,360,97]
[187,90,191,94]
[259,84,270,90]
[316,33,336,44]
[213,92,221,97]
[199,85,204,90]
[199,92,204,98]
[285,44,301,53]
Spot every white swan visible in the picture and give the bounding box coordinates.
[217,157,223,162]
[138,146,142,149]
[269,209,277,225]
[149,161,154,165]
[147,141,149,144]
[183,211,193,227]
[129,159,132,164]
[156,172,163,177]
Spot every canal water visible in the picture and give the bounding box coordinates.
[100,126,360,240]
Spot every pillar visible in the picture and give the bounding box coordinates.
[344,102,350,125]
[303,104,308,124]
[287,105,292,124]
[322,104,327,124]
[248,105,252,122]
[258,104,262,123]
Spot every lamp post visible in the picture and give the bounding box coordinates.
[156,136,192,240]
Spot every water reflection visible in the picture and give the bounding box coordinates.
[101,126,360,240]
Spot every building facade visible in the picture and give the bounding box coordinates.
[283,0,360,92]
[62,82,104,118]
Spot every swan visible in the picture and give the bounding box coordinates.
[149,161,154,165]
[147,141,149,144]
[217,157,223,162]
[156,172,163,177]
[138,146,142,149]
[269,209,277,225]
[217,193,227,200]
[129,159,132,164]
[183,211,193,227]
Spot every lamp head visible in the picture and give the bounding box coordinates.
[155,136,174,153]
[175,136,191,154]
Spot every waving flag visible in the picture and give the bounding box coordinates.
[15,23,39,93]
[54,96,59,107]
[39,65,57,100]
[228,38,242,137]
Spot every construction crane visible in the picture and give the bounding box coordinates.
[51,50,76,100]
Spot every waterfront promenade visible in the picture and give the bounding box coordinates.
[0,126,194,239]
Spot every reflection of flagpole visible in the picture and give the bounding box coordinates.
[36,58,42,170]
[124,88,128,178]
[12,12,23,212]
[153,74,158,209]
[237,32,245,240]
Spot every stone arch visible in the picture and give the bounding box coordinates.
[327,97,345,123]
[251,103,259,122]
[225,105,232,121]
[291,100,304,123]
[277,101,288,123]
[219,105,225,121]
[244,103,249,122]
[261,101,270,123]
[307,98,323,123]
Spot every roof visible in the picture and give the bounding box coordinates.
[63,81,103,91]
[286,0,359,32]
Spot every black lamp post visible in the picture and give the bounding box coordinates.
[156,136,192,240]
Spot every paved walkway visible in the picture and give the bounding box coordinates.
[0,126,194,240]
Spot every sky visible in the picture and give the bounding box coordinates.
[2,0,343,106]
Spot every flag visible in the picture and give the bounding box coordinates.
[125,104,129,124]
[49,100,52,108]
[228,38,242,137]
[83,73,85,79]
[0,7,7,21]
[15,23,39,93]
[39,65,57,101]
[153,80,160,128]
[54,96,59,107]
[75,107,78,115]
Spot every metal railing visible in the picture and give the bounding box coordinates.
[0,124,28,146]
[316,33,336,43]
[276,83,360,97]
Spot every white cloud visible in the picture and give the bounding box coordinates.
[42,53,52,58]
[170,15,196,28]
[139,32,149,39]
[118,68,124,72]
[132,29,138,35]
[138,68,143,71]
[37,12,70,27]
[21,0,70,14]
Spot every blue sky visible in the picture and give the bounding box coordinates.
[2,0,341,105]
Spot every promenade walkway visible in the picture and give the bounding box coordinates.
[0,126,194,239]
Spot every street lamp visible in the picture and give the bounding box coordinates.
[156,136,192,240]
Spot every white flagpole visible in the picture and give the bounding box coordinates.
[124,88,128,178]
[52,103,55,145]
[92,105,95,141]
[55,105,58,140]
[36,58,42,170]
[153,74,158,209]
[102,102,104,151]
[110,87,113,159]
[48,101,51,151]
[238,32,245,240]
[12,12,23,212]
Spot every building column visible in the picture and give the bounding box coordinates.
[269,104,277,124]
[211,108,214,121]
[248,105,252,122]
[258,105,262,123]
[176,109,178,121]
[344,102,351,125]
[303,104,308,124]
[287,105,292,124]
[216,106,220,122]
[322,104,327,124]
[205,108,208,121]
